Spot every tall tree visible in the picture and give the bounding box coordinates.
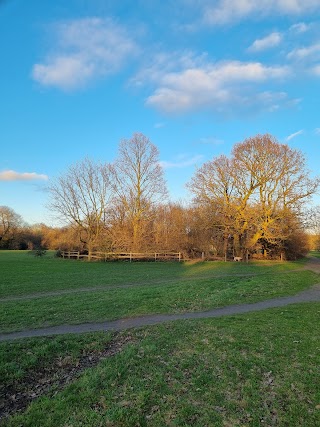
[232,134,318,253]
[188,134,319,258]
[48,157,111,258]
[110,133,167,251]
[187,155,238,257]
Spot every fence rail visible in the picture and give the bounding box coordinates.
[60,251,182,262]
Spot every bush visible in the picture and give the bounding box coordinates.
[55,249,63,258]
[29,248,47,257]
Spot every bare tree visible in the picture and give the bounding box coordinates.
[232,134,319,253]
[0,206,23,248]
[48,158,111,259]
[305,206,320,250]
[110,133,167,251]
[188,134,319,259]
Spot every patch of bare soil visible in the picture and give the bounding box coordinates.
[0,332,134,422]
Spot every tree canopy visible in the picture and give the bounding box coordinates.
[188,134,319,258]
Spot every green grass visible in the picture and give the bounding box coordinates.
[0,250,308,298]
[310,250,320,258]
[0,251,318,333]
[1,303,320,426]
[1,251,319,425]
[0,332,113,386]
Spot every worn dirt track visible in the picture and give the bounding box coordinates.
[1,257,320,342]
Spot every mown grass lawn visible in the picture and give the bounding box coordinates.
[0,251,318,333]
[0,250,308,298]
[1,251,320,425]
[1,303,320,426]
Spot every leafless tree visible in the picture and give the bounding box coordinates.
[188,134,319,258]
[47,157,111,259]
[110,133,168,251]
[0,206,23,247]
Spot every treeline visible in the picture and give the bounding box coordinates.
[0,202,316,260]
[1,133,319,260]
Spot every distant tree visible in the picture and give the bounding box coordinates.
[0,206,23,248]
[110,133,168,251]
[188,134,319,258]
[152,202,190,252]
[305,206,320,251]
[48,158,111,259]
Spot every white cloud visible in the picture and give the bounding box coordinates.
[285,130,304,141]
[315,128,320,134]
[0,170,48,181]
[159,155,204,169]
[204,0,320,25]
[311,65,320,75]
[287,43,320,61]
[130,51,206,87]
[289,22,311,34]
[248,32,282,52]
[143,59,291,114]
[32,18,138,90]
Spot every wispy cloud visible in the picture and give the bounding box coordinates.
[315,128,320,135]
[311,65,320,76]
[32,18,138,90]
[130,51,207,87]
[285,130,304,141]
[287,42,320,61]
[159,154,204,169]
[289,22,311,34]
[248,32,282,52]
[140,57,291,115]
[203,0,320,25]
[0,170,48,181]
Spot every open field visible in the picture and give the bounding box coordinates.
[0,251,318,334]
[1,251,320,426]
[0,251,310,298]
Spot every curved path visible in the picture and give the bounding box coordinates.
[1,284,320,342]
[1,258,320,342]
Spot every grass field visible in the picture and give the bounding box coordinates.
[0,251,317,334]
[1,251,320,426]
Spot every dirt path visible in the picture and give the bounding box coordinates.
[0,258,319,342]
[1,284,320,342]
[304,256,320,274]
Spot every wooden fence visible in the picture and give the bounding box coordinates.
[60,251,182,262]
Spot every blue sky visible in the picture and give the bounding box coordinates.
[1,0,320,226]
